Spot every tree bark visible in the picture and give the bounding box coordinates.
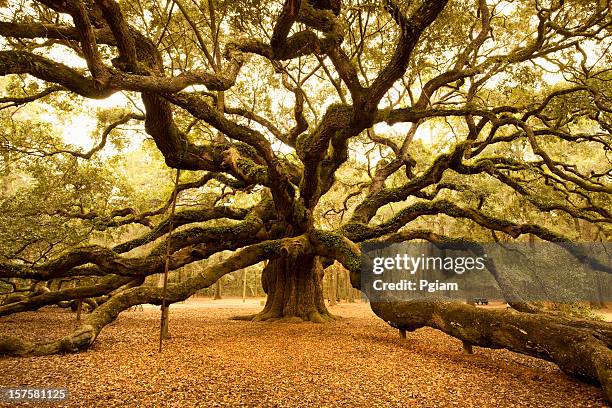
[253,255,334,322]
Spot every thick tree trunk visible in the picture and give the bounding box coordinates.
[253,255,334,322]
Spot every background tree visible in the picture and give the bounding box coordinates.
[0,0,611,400]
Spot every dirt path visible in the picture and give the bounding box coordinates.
[0,299,608,407]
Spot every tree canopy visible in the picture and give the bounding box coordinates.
[0,0,611,401]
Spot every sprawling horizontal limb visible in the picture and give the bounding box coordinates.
[0,235,311,356]
[370,300,612,401]
[0,214,265,280]
[0,276,136,317]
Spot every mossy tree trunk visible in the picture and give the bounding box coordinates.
[254,254,334,322]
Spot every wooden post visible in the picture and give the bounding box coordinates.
[462,340,474,354]
[76,299,82,322]
[159,169,180,352]
[463,296,476,353]
[160,305,169,339]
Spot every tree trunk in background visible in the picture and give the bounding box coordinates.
[575,220,605,309]
[1,149,9,196]
[213,280,222,300]
[329,268,337,306]
[242,269,247,303]
[256,255,333,322]
[335,269,341,303]
[345,269,355,302]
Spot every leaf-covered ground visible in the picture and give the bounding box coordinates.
[0,299,608,407]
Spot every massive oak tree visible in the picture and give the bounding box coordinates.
[1,0,611,400]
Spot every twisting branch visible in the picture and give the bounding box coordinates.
[0,235,312,356]
[0,86,64,110]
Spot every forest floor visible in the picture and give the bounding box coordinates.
[0,298,608,408]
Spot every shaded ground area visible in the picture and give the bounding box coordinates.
[0,298,608,407]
